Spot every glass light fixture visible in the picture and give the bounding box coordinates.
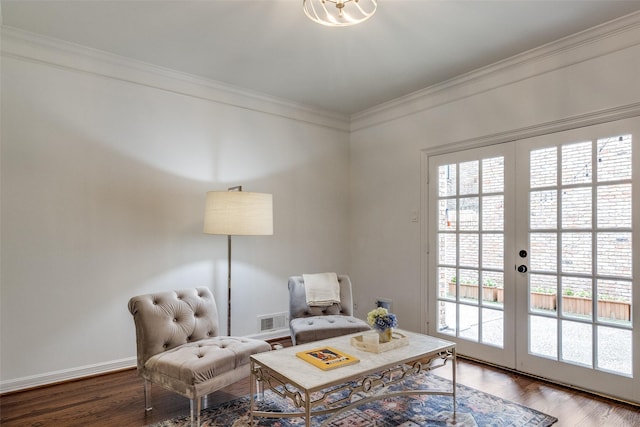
[303,0,377,27]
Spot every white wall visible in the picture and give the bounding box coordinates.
[348,14,640,331]
[0,29,350,391]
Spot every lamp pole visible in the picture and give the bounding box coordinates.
[227,234,232,336]
[225,186,241,337]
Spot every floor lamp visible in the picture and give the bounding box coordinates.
[203,186,273,336]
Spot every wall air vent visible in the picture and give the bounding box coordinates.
[258,312,288,333]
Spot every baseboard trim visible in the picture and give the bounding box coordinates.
[0,357,137,394]
[0,331,290,394]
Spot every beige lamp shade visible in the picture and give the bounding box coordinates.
[203,191,273,236]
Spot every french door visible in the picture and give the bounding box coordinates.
[427,117,639,403]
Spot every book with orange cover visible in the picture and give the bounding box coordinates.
[296,346,360,370]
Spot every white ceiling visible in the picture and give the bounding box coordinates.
[2,0,640,115]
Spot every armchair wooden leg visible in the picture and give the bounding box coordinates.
[144,380,152,412]
[190,397,201,427]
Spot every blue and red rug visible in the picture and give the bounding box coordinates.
[152,372,557,426]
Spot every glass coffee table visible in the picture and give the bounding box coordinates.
[249,329,456,426]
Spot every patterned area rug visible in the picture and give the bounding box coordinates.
[151,373,557,426]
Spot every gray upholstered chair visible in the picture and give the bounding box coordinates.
[288,274,370,345]
[128,287,271,426]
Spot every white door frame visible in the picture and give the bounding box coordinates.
[420,104,640,403]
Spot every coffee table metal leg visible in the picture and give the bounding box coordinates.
[452,348,457,417]
[305,390,311,426]
[250,360,256,426]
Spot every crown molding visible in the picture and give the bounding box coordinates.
[351,11,640,132]
[0,26,350,132]
[3,9,640,135]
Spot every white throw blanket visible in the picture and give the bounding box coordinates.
[303,272,341,306]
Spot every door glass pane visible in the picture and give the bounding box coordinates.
[597,184,631,228]
[597,135,632,182]
[562,320,592,367]
[530,274,557,313]
[562,187,591,229]
[597,232,632,277]
[482,308,503,347]
[530,315,557,358]
[439,267,456,299]
[483,270,504,308]
[482,234,503,270]
[530,147,557,188]
[530,190,557,229]
[482,195,504,230]
[439,199,457,230]
[459,305,479,341]
[562,141,592,185]
[458,269,479,303]
[482,157,504,193]
[460,161,479,195]
[561,276,593,319]
[438,301,456,335]
[459,197,479,230]
[438,233,456,265]
[459,234,479,267]
[530,233,557,272]
[597,279,631,326]
[561,232,592,274]
[597,326,632,376]
[439,164,457,197]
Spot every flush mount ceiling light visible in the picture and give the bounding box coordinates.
[303,0,377,27]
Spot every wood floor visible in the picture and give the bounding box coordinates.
[1,353,638,426]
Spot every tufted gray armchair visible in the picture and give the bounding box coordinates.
[288,275,370,345]
[128,287,271,426]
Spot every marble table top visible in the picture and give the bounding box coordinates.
[251,329,455,392]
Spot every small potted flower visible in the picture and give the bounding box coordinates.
[367,307,398,343]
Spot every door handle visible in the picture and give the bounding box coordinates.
[517,265,528,273]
